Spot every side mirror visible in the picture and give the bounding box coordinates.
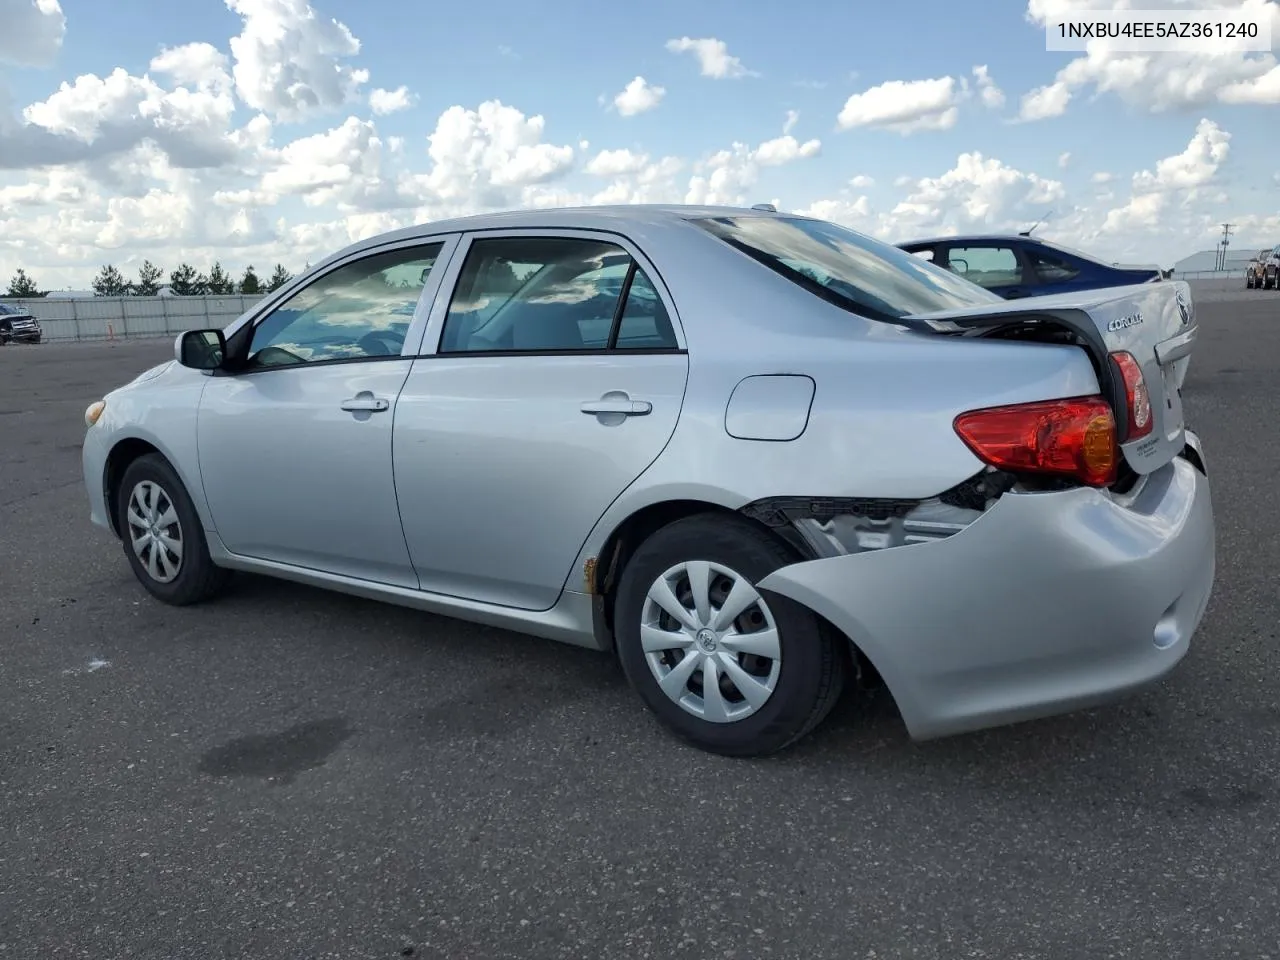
[175,329,226,370]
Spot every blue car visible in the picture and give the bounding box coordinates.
[896,234,1164,300]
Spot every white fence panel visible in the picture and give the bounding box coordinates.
[38,319,79,340]
[5,295,267,342]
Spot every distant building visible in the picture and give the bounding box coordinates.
[1172,249,1258,275]
[44,290,97,299]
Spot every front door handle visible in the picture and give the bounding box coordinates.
[340,395,390,413]
[580,397,652,417]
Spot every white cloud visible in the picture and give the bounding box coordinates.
[11,47,240,173]
[972,65,1006,109]
[1132,118,1230,192]
[753,135,821,166]
[850,174,874,188]
[837,77,962,134]
[665,36,753,79]
[225,0,370,123]
[259,115,411,211]
[585,148,649,177]
[684,134,820,206]
[369,86,416,116]
[797,196,875,233]
[149,42,229,91]
[0,0,64,67]
[585,155,685,205]
[1019,0,1280,117]
[1018,81,1072,121]
[420,100,576,205]
[612,76,665,116]
[883,152,1066,238]
[1091,171,1114,183]
[1058,151,1071,168]
[1102,191,1168,234]
[783,109,799,134]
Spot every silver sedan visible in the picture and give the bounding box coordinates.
[81,205,1216,756]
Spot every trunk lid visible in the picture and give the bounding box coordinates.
[904,280,1197,476]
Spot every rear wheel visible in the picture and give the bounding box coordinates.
[614,515,845,757]
[0,322,10,345]
[116,453,230,605]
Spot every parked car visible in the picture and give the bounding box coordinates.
[896,234,1165,300]
[1245,246,1279,289]
[0,302,43,344]
[81,205,1215,756]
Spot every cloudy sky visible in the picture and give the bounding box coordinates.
[1,0,1278,290]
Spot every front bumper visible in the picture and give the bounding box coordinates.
[758,442,1216,740]
[82,424,113,532]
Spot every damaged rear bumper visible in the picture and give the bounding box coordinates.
[757,442,1216,740]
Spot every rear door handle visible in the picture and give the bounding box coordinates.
[580,397,652,417]
[340,395,390,413]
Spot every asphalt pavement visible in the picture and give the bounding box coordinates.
[2,289,1279,959]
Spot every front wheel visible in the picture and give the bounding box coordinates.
[613,515,846,757]
[116,453,231,605]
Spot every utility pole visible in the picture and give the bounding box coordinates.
[1217,222,1234,270]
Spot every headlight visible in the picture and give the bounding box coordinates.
[85,400,106,427]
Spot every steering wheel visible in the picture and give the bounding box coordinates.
[356,330,402,357]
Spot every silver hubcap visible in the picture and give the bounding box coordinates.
[641,560,782,724]
[126,480,184,584]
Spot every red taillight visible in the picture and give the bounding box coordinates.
[1110,351,1152,441]
[953,396,1119,487]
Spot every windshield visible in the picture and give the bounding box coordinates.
[694,215,1001,321]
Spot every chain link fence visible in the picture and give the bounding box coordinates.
[4,295,266,342]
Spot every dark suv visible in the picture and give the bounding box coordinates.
[0,303,43,344]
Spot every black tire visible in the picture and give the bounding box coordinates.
[613,514,846,757]
[115,453,230,605]
[0,323,10,345]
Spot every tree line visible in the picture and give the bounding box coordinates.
[5,261,295,298]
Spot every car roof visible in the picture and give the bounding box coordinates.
[311,204,804,271]
[357,204,793,246]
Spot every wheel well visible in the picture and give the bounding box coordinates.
[589,498,883,693]
[590,499,811,635]
[103,438,162,537]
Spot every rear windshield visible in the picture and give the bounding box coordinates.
[694,215,1001,321]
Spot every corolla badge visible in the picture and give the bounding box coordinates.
[1107,311,1144,332]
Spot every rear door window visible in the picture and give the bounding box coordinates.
[439,236,680,354]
